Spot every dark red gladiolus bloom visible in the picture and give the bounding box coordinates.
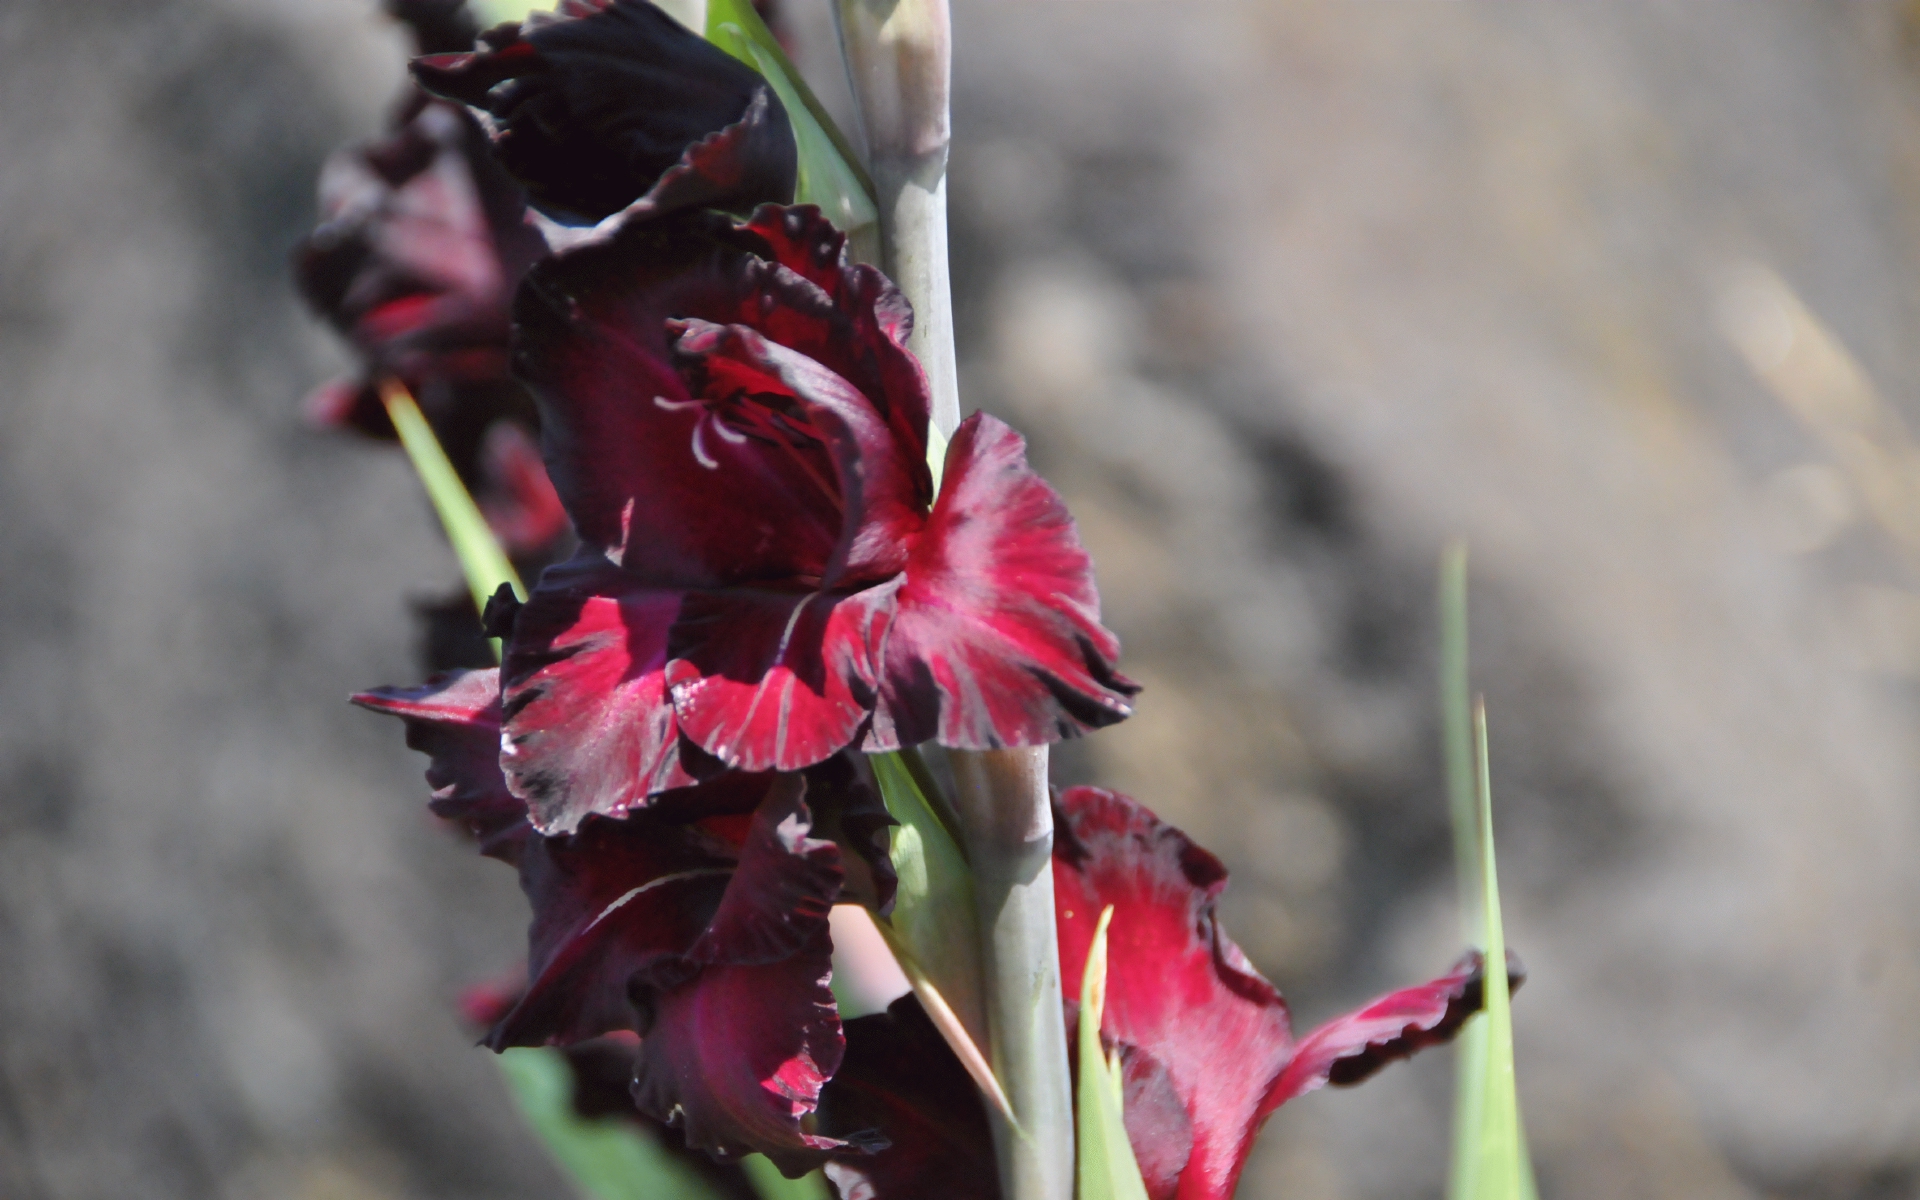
[353,669,894,1165]
[1053,786,1505,1200]
[414,0,797,225]
[496,204,1136,834]
[294,90,545,446]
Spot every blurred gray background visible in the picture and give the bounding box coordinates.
[5,1,1920,1197]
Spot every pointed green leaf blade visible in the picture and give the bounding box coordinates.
[1467,704,1539,1200]
[870,750,986,1045]
[1440,549,1538,1200]
[1075,905,1149,1200]
[705,0,878,242]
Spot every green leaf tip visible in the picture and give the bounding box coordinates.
[1076,905,1149,1200]
[1438,548,1538,1200]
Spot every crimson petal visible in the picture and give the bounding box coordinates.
[1053,787,1494,1200]
[412,0,795,222]
[1270,951,1501,1103]
[727,207,931,493]
[669,318,923,585]
[1053,786,1288,1200]
[351,669,529,864]
[499,553,697,833]
[491,810,734,1047]
[511,216,845,583]
[664,586,886,774]
[869,415,1137,751]
[294,93,542,436]
[629,777,851,1161]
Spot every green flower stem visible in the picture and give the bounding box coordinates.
[949,747,1075,1200]
[830,0,960,437]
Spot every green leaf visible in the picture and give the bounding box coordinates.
[739,1156,832,1200]
[380,382,525,647]
[869,750,983,1030]
[1074,905,1150,1200]
[868,750,1008,1118]
[704,0,879,243]
[495,1048,725,1200]
[1438,548,1539,1200]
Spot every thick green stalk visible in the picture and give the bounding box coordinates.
[949,747,1075,1200]
[830,0,960,436]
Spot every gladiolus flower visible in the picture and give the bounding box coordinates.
[490,204,1136,834]
[1053,786,1508,1200]
[413,0,798,225]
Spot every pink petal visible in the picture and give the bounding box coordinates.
[500,555,698,833]
[1267,951,1495,1108]
[869,414,1137,751]
[351,668,529,864]
[664,586,888,773]
[1053,786,1288,1200]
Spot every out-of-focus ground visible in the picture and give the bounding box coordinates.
[3,1,1919,1197]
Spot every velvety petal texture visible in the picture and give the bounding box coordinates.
[353,673,892,1162]
[351,667,528,862]
[816,995,1002,1200]
[459,981,764,1200]
[413,0,796,223]
[500,202,1132,798]
[1053,786,1494,1200]
[499,556,695,833]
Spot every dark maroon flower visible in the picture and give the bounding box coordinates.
[295,75,571,667]
[294,90,545,445]
[413,0,796,224]
[353,669,893,1162]
[1053,786,1502,1200]
[497,205,1136,833]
